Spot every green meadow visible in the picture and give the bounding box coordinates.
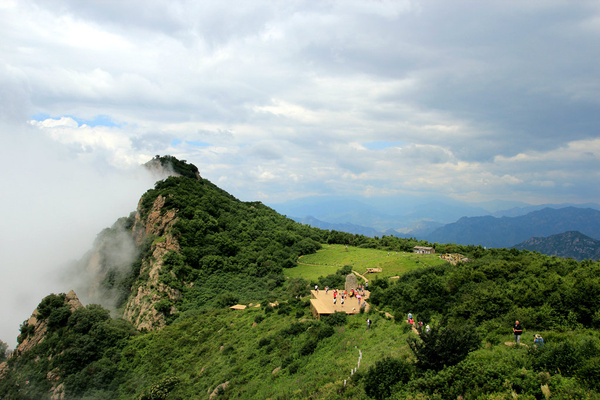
[284,244,447,282]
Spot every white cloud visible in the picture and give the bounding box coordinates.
[1,0,600,343]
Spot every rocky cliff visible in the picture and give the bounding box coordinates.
[15,290,83,356]
[123,194,181,330]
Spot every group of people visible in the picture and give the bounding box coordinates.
[331,288,365,308]
[406,313,431,333]
[513,320,544,347]
[314,284,368,310]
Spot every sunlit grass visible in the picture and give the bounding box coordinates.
[285,244,447,281]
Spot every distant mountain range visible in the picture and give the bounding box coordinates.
[514,231,600,261]
[291,216,381,237]
[425,207,600,248]
[271,196,600,244]
[270,195,513,234]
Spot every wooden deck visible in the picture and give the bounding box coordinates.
[309,289,370,319]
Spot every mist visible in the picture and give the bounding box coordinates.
[0,121,157,348]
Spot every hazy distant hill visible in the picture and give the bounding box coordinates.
[270,195,492,234]
[291,216,381,237]
[425,207,600,248]
[514,231,600,261]
[492,202,600,218]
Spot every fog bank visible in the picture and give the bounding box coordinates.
[0,122,156,348]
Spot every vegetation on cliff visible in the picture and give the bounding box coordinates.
[2,156,600,399]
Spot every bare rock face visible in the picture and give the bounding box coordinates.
[209,381,229,399]
[132,195,178,246]
[345,273,358,292]
[65,290,83,311]
[123,195,181,331]
[0,362,7,380]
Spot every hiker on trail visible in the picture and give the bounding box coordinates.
[534,334,544,348]
[409,318,414,325]
[325,286,329,294]
[408,312,413,320]
[333,296,337,305]
[513,321,523,343]
[365,282,368,290]
[425,325,431,333]
[341,297,345,307]
[357,294,361,306]
[367,319,371,329]
[315,285,319,293]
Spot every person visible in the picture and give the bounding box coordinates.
[367,318,371,329]
[315,285,318,293]
[325,286,329,294]
[513,320,523,343]
[425,324,431,333]
[534,334,544,348]
[408,312,413,321]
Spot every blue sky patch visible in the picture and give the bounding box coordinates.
[30,114,120,128]
[186,140,210,147]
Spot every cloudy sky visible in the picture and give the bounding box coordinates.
[1,0,599,344]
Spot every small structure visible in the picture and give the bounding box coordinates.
[414,246,435,254]
[345,273,359,292]
[442,253,470,265]
[365,268,382,273]
[229,304,247,310]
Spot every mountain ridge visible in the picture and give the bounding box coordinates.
[514,231,600,261]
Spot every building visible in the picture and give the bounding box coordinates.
[413,246,435,254]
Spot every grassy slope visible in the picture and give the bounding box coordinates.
[285,244,447,281]
[117,305,413,400]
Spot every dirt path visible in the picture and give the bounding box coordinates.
[352,270,369,283]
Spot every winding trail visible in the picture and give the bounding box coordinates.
[351,270,369,283]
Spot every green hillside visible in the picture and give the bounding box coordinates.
[286,244,446,282]
[2,157,600,399]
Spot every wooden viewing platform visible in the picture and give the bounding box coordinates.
[309,289,370,319]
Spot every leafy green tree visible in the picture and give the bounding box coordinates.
[364,356,414,399]
[407,324,480,371]
[0,339,8,361]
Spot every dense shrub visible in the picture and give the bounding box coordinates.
[138,376,180,400]
[299,338,318,356]
[364,356,413,399]
[323,312,347,326]
[407,324,480,371]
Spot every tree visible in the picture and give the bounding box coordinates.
[364,356,413,399]
[407,323,480,371]
[0,339,8,362]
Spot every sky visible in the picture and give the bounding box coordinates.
[0,0,599,345]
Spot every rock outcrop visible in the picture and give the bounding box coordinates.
[345,273,359,292]
[16,291,83,355]
[123,195,182,330]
